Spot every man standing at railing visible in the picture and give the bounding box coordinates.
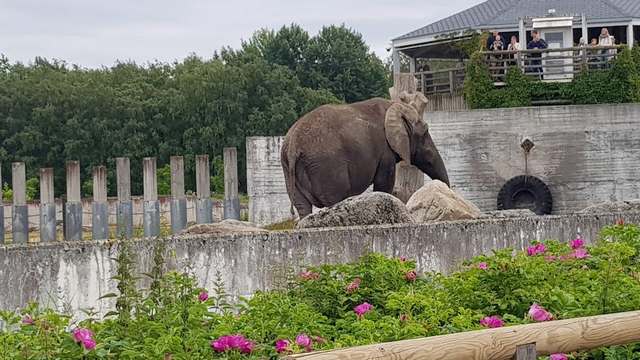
[527,30,548,80]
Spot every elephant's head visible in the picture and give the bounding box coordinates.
[384,92,450,186]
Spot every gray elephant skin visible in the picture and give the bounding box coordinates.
[281,92,449,218]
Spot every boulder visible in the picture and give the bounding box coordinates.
[483,209,537,218]
[180,219,268,236]
[296,192,413,229]
[580,200,640,214]
[406,180,482,223]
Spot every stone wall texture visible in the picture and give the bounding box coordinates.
[0,212,636,317]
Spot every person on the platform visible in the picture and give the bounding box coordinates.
[598,27,616,68]
[527,30,548,79]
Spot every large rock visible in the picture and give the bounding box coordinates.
[581,200,640,214]
[296,192,413,229]
[180,219,268,236]
[406,180,482,223]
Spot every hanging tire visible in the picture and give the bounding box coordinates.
[497,175,552,215]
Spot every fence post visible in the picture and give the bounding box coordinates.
[64,161,82,241]
[0,165,4,244]
[195,155,213,224]
[223,148,240,220]
[39,168,56,242]
[143,157,160,237]
[170,156,187,234]
[513,343,537,359]
[116,158,133,239]
[11,162,29,244]
[92,166,109,240]
[449,70,455,94]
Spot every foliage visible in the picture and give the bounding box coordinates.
[3,224,640,358]
[0,22,394,198]
[464,47,640,109]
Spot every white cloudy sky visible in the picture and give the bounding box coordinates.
[1,0,483,68]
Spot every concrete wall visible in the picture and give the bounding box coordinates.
[0,212,635,316]
[2,196,248,232]
[246,104,640,225]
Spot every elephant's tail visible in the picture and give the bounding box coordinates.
[282,139,298,218]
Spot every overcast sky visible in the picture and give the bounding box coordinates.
[1,0,483,68]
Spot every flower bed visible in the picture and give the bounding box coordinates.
[1,223,640,359]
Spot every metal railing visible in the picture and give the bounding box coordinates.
[414,67,465,95]
[479,45,624,83]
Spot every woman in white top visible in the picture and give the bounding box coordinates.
[507,35,521,51]
[598,27,616,68]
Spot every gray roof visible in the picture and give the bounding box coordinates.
[395,0,640,42]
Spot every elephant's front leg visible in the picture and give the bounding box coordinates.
[372,160,396,194]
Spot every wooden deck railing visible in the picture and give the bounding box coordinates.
[414,67,465,96]
[479,45,624,83]
[286,310,640,360]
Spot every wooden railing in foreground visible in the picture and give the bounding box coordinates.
[286,310,640,360]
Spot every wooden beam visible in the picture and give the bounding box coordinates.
[286,311,640,360]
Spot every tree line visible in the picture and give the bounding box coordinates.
[0,24,390,199]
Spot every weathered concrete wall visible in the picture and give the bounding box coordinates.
[427,103,640,213]
[0,212,635,317]
[246,104,640,225]
[2,196,248,232]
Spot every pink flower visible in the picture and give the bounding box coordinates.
[616,219,625,226]
[399,314,408,322]
[527,243,546,256]
[21,315,34,325]
[354,302,374,318]
[198,290,209,302]
[211,335,254,354]
[477,262,488,270]
[82,338,97,350]
[405,270,417,282]
[346,278,361,293]
[479,315,504,328]
[550,354,568,360]
[275,339,290,353]
[570,237,584,249]
[399,256,407,262]
[572,248,590,259]
[73,328,94,343]
[296,334,312,351]
[528,303,553,322]
[299,270,320,281]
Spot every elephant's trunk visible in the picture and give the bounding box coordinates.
[426,149,450,187]
[416,133,450,187]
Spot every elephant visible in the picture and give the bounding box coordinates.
[281,91,449,218]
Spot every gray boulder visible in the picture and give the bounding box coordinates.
[180,219,268,236]
[483,209,537,218]
[580,200,640,214]
[406,180,482,223]
[296,192,413,229]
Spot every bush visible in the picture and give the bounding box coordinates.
[2,224,640,358]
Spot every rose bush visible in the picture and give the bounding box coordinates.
[1,223,640,359]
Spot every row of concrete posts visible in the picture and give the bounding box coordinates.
[0,148,240,244]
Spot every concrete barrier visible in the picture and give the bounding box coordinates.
[0,212,635,317]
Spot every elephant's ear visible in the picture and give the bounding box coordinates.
[385,102,412,165]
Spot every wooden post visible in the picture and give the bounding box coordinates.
[116,157,133,239]
[143,157,160,237]
[195,155,213,224]
[11,162,28,244]
[0,165,4,244]
[64,161,82,241]
[169,156,187,233]
[389,74,424,203]
[223,148,240,220]
[92,166,109,240]
[513,344,537,360]
[449,70,455,94]
[39,168,56,242]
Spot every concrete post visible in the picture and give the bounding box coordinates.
[143,157,160,237]
[409,56,416,74]
[195,154,213,224]
[116,157,133,239]
[0,165,4,244]
[581,14,588,45]
[389,74,425,203]
[92,166,109,240]
[392,47,401,74]
[223,148,240,220]
[64,161,82,241]
[170,156,187,234]
[627,23,634,48]
[11,162,28,244]
[39,168,56,243]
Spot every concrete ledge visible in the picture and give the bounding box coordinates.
[0,212,636,317]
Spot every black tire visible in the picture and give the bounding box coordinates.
[497,175,552,215]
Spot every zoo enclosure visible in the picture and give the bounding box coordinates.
[0,148,241,244]
[287,310,640,359]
